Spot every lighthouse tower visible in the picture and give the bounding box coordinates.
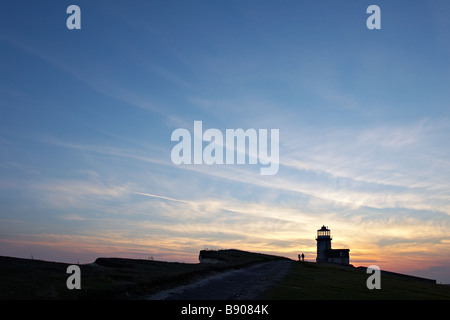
[316,225,332,263]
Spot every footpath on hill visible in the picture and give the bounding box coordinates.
[147,260,293,300]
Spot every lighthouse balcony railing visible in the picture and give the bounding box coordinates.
[316,236,332,240]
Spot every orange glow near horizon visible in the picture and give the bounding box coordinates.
[2,225,449,283]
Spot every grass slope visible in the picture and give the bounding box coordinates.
[2,251,449,300]
[0,249,285,300]
[261,261,450,300]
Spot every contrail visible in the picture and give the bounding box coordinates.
[135,192,197,205]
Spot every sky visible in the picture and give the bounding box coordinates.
[1,0,450,284]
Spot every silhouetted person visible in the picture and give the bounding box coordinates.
[301,253,305,262]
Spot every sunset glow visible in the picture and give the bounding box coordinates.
[1,0,450,284]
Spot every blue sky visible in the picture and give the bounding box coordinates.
[1,0,450,283]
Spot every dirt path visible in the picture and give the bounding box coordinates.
[147,260,293,300]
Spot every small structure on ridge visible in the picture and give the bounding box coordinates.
[315,225,350,265]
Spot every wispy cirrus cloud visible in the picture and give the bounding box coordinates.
[33,134,170,167]
[59,213,86,221]
[278,118,450,210]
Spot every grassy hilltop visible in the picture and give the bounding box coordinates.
[1,249,449,300]
[0,249,284,299]
[262,260,450,300]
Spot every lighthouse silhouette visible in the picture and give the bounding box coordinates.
[315,225,350,265]
[316,225,332,262]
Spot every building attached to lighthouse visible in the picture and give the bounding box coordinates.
[315,225,350,265]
